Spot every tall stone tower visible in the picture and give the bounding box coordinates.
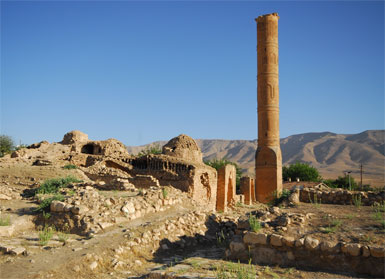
[255,13,282,203]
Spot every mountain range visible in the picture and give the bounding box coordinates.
[126,130,384,187]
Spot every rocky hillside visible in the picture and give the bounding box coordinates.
[127,130,385,187]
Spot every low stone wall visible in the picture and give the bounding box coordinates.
[39,184,188,236]
[227,231,385,277]
[299,187,385,206]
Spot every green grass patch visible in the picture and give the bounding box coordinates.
[35,194,65,212]
[38,225,55,246]
[35,176,81,195]
[0,215,11,226]
[63,164,77,170]
[248,215,261,232]
[162,188,168,199]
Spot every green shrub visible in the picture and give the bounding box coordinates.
[270,189,291,206]
[39,225,55,246]
[35,194,65,212]
[283,162,321,182]
[309,192,321,208]
[0,135,14,157]
[204,158,243,190]
[324,176,358,190]
[63,164,77,170]
[0,215,11,226]
[137,144,162,156]
[248,215,261,232]
[352,194,362,208]
[162,188,168,199]
[35,176,81,195]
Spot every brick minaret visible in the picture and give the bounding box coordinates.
[255,13,282,202]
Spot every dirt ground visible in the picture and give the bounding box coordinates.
[0,162,382,279]
[280,203,385,246]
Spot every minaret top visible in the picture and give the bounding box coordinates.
[255,13,279,22]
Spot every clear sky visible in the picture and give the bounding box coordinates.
[1,1,384,146]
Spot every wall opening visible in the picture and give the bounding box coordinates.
[81,144,94,154]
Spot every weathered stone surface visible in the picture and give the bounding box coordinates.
[282,236,295,247]
[295,238,304,247]
[270,234,283,247]
[341,243,361,256]
[304,236,319,250]
[370,246,385,258]
[89,261,98,270]
[162,134,202,163]
[71,205,89,215]
[230,240,245,253]
[320,241,340,253]
[362,245,370,257]
[9,247,26,256]
[255,13,282,203]
[61,130,89,144]
[0,194,11,200]
[243,232,268,245]
[50,201,66,212]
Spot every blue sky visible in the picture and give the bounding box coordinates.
[1,1,384,145]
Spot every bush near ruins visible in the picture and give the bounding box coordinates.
[323,176,359,190]
[204,158,242,190]
[35,176,81,195]
[0,135,14,157]
[282,162,321,182]
[137,144,162,156]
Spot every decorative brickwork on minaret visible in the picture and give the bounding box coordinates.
[255,13,283,202]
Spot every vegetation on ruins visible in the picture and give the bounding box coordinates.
[38,225,55,246]
[216,260,256,279]
[204,158,242,189]
[248,215,261,232]
[0,215,11,226]
[308,192,321,208]
[137,144,162,156]
[162,187,168,199]
[372,201,385,231]
[282,162,321,182]
[0,135,14,157]
[35,176,81,195]
[63,164,77,170]
[270,189,291,206]
[323,175,359,190]
[35,194,65,212]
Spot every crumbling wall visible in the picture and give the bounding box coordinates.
[216,164,236,212]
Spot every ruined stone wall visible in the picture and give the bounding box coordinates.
[300,187,385,206]
[120,155,217,211]
[216,165,236,212]
[228,231,384,278]
[240,177,253,205]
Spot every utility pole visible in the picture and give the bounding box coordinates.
[360,164,363,189]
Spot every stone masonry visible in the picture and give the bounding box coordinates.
[216,164,236,212]
[255,13,283,203]
[240,177,253,205]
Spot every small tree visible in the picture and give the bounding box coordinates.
[282,162,321,182]
[0,135,14,157]
[204,158,243,190]
[137,144,162,156]
[324,175,358,190]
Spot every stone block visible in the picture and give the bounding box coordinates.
[320,241,340,253]
[341,243,361,256]
[282,236,295,247]
[243,232,268,245]
[270,234,283,247]
[370,246,385,258]
[304,236,319,250]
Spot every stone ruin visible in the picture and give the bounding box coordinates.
[59,132,219,211]
[9,130,252,212]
